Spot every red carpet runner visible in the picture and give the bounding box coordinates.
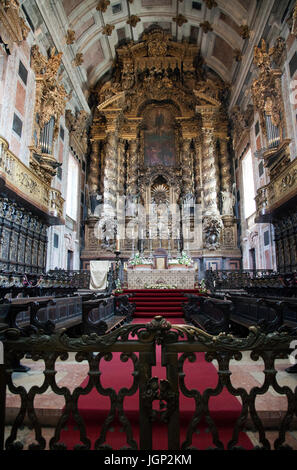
[60,311,253,450]
[122,288,203,318]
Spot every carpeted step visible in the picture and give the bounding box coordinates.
[129,297,189,302]
[117,289,206,320]
[134,301,186,306]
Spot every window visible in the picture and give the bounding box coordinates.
[53,233,59,248]
[112,3,122,14]
[264,230,270,246]
[57,166,62,180]
[59,125,64,141]
[242,148,256,219]
[255,121,260,136]
[12,113,23,137]
[18,60,28,85]
[192,1,202,10]
[66,154,79,221]
[117,27,126,43]
[190,26,199,43]
[289,52,297,78]
[258,161,264,177]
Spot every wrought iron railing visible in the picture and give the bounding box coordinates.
[1,316,297,450]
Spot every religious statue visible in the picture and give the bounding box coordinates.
[221,190,235,216]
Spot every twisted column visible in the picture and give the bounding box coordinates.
[88,140,100,194]
[219,137,232,192]
[202,128,219,216]
[103,131,118,212]
[117,138,126,196]
[127,139,139,197]
[182,139,193,198]
[194,138,202,204]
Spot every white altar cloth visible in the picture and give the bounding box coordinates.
[127,267,195,289]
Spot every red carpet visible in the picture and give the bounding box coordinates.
[119,289,205,318]
[59,315,253,450]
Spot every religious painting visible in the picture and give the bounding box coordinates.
[144,107,176,167]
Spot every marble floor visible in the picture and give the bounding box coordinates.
[3,351,297,450]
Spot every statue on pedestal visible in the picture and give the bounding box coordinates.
[221,188,235,216]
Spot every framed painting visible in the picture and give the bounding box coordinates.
[143,107,176,167]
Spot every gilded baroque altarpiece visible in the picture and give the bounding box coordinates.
[82,27,241,269]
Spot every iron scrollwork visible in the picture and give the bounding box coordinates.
[1,316,297,450]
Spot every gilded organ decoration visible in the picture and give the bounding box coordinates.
[30,46,71,184]
[82,26,240,267]
[251,39,286,145]
[0,0,30,52]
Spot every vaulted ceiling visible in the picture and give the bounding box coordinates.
[21,0,293,112]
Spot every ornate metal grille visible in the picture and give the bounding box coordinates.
[1,316,297,450]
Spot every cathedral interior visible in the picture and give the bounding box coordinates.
[1,0,297,452]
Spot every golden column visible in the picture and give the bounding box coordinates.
[218,135,232,192]
[88,140,101,195]
[202,126,219,216]
[103,113,119,212]
[181,138,193,198]
[194,137,203,204]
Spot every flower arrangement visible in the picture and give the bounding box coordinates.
[168,251,193,266]
[196,279,208,294]
[128,252,153,266]
[114,278,123,293]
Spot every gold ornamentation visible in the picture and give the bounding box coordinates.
[31,45,70,136]
[256,144,296,217]
[0,136,64,220]
[172,14,188,27]
[0,0,30,51]
[85,26,235,260]
[200,21,213,33]
[233,49,242,62]
[270,37,286,67]
[239,25,250,40]
[65,109,89,158]
[65,29,75,45]
[102,24,115,36]
[251,39,285,138]
[203,0,217,8]
[96,0,110,12]
[30,45,70,183]
[230,105,249,149]
[127,15,141,28]
[72,52,84,66]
